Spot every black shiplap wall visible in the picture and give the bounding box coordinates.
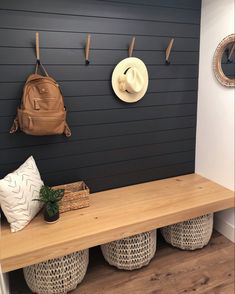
[0,0,201,192]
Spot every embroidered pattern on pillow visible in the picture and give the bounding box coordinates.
[0,156,43,232]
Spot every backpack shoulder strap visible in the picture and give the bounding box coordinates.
[10,117,19,134]
[64,122,72,137]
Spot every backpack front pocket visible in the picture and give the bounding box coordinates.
[33,97,62,111]
[18,109,67,136]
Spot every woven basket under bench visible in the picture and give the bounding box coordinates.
[53,181,90,213]
[161,213,213,250]
[101,230,157,270]
[23,249,89,294]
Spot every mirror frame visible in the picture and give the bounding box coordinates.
[213,34,235,87]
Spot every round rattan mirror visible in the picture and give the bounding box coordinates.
[213,34,235,87]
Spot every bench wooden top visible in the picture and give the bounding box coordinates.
[0,173,234,273]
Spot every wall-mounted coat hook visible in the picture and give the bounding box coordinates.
[85,34,91,65]
[35,32,40,64]
[34,32,49,76]
[128,37,136,57]
[165,38,174,65]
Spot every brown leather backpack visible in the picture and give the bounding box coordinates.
[10,62,71,137]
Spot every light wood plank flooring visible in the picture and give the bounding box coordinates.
[10,232,234,294]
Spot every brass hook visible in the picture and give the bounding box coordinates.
[165,38,174,65]
[129,37,136,57]
[36,32,40,63]
[85,34,91,65]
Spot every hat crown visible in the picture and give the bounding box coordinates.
[118,67,144,94]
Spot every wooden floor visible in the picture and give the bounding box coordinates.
[10,231,234,294]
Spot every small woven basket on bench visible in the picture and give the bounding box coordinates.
[23,249,89,294]
[101,230,156,270]
[53,181,90,213]
[161,213,213,250]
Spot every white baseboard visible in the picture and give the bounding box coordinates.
[214,215,235,243]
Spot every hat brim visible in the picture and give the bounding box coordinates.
[112,57,149,103]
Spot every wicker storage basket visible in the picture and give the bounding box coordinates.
[23,249,89,294]
[161,213,213,250]
[101,230,156,270]
[53,181,90,213]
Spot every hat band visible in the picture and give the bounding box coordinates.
[118,67,144,94]
[118,67,131,92]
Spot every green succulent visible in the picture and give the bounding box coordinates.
[34,186,64,217]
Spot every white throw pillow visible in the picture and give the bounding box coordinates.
[0,156,43,232]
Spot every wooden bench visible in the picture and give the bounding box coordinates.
[0,174,234,276]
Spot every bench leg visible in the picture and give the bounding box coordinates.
[0,269,9,294]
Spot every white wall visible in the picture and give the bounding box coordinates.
[196,0,235,242]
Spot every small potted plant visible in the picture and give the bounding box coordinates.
[35,185,64,223]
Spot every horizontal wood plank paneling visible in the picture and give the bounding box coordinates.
[47,150,194,177]
[0,0,201,24]
[0,150,195,186]
[41,154,194,186]
[86,162,195,192]
[0,0,201,191]
[0,29,200,51]
[0,48,199,65]
[97,0,201,10]
[0,92,198,116]
[0,104,196,133]
[0,116,196,149]
[0,79,198,100]
[1,140,195,173]
[1,129,195,165]
[0,10,200,37]
[0,65,199,82]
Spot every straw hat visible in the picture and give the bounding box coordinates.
[112,57,149,103]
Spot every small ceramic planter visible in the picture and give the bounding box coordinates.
[44,210,59,223]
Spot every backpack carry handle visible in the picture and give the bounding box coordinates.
[35,61,49,77]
